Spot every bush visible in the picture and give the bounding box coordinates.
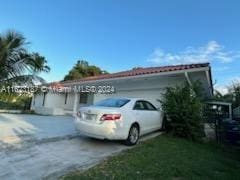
[161,82,205,140]
[22,109,35,114]
[0,94,32,110]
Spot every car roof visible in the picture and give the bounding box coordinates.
[106,97,149,101]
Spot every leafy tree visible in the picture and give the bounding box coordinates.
[212,89,232,102]
[213,90,224,100]
[0,30,50,85]
[64,60,108,81]
[161,82,204,140]
[0,30,50,110]
[212,82,240,108]
[228,81,240,108]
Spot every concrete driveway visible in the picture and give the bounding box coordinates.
[0,113,77,149]
[0,113,160,180]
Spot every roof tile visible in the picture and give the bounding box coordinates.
[55,63,209,85]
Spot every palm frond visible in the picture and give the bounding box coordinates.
[1,74,47,86]
[0,30,50,84]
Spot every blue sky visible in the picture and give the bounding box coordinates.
[0,0,239,93]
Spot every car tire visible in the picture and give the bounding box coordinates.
[160,115,167,131]
[125,124,139,146]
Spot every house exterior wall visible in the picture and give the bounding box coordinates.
[32,92,94,115]
[33,93,44,107]
[32,92,74,115]
[76,93,94,111]
[63,93,75,110]
[44,93,65,108]
[93,75,185,108]
[31,70,210,115]
[188,71,211,96]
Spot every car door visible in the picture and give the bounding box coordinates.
[132,100,151,135]
[142,101,162,131]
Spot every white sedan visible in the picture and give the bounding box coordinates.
[75,98,163,145]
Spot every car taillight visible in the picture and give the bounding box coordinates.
[100,114,121,121]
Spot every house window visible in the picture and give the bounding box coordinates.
[64,93,68,104]
[42,92,47,106]
[79,93,88,104]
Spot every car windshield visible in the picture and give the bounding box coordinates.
[94,98,130,108]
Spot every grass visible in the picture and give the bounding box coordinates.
[64,135,240,180]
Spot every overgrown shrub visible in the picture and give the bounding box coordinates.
[161,82,205,140]
[0,93,32,110]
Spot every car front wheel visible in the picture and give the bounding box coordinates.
[125,124,139,146]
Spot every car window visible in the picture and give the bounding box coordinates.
[134,100,157,111]
[143,101,157,110]
[133,101,145,110]
[94,98,130,107]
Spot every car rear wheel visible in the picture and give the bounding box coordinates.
[125,124,139,146]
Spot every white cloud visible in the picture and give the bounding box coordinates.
[147,41,240,65]
[215,76,240,95]
[215,85,228,95]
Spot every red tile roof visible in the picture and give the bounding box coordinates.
[59,63,209,85]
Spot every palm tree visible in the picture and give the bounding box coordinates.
[0,30,50,85]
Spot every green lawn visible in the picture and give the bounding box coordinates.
[64,135,240,180]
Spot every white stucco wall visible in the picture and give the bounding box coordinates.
[32,70,210,115]
[63,93,75,110]
[33,93,75,109]
[44,93,65,108]
[33,93,44,107]
[32,92,94,115]
[93,75,184,107]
